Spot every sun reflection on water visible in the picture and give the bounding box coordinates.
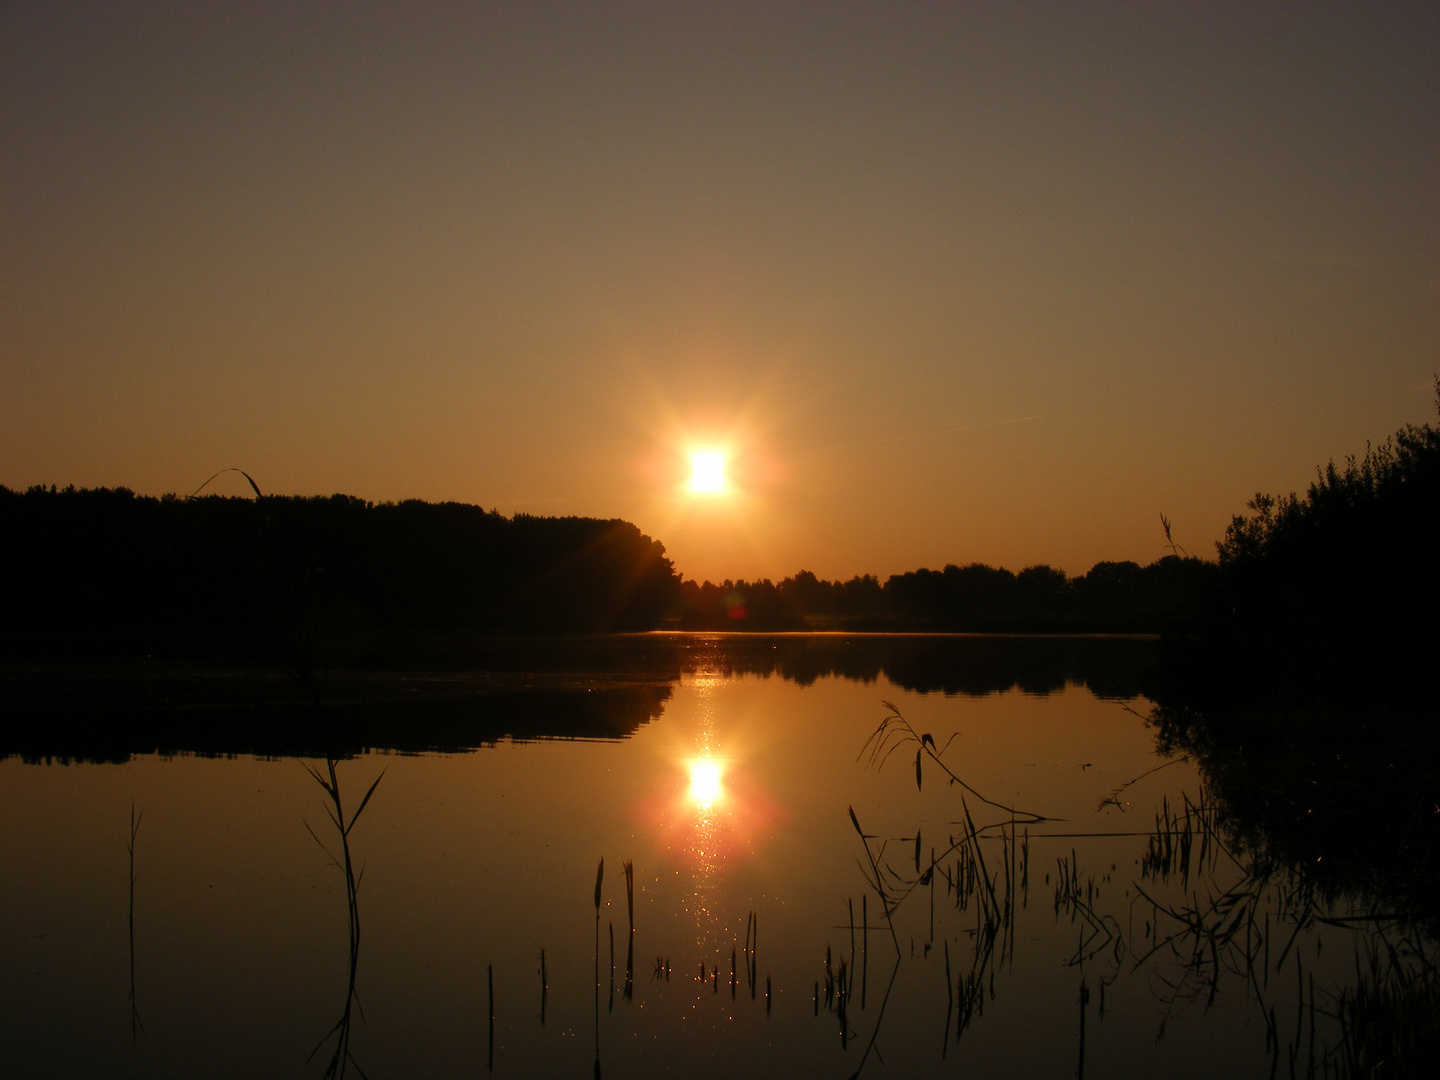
[689,758,723,806]
[633,668,782,982]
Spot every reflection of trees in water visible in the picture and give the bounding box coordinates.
[4,634,1152,764]
[1130,789,1439,1076]
[678,633,1157,699]
[4,681,676,764]
[1147,700,1440,1075]
[847,702,1440,1078]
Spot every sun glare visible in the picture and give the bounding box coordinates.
[689,759,722,804]
[687,451,727,495]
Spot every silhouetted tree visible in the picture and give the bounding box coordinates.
[0,488,681,656]
[1194,382,1439,703]
[677,556,1215,633]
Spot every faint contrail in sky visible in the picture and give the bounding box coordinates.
[849,414,1043,448]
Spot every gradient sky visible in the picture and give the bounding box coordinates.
[3,3,1436,582]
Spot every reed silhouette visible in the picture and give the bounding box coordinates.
[125,801,143,1042]
[1145,694,1440,1074]
[302,752,383,1080]
[622,860,635,1003]
[592,856,603,1076]
[853,695,1440,1078]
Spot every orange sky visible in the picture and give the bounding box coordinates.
[2,3,1436,582]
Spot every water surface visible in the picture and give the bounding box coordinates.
[1,636,1412,1077]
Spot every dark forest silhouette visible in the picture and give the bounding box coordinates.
[0,487,1216,657]
[0,489,680,656]
[5,381,1434,662]
[678,556,1215,633]
[1174,381,1439,706]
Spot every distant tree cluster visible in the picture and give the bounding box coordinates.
[676,556,1216,633]
[676,571,886,630]
[0,487,680,658]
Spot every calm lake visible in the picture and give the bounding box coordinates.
[0,635,1412,1078]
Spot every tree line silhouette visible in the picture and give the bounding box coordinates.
[0,485,1223,661]
[676,556,1215,632]
[0,488,680,660]
[11,376,1431,661]
[1174,381,1439,706]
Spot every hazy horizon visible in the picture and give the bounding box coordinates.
[4,3,1436,581]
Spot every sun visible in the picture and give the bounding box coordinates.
[687,450,728,495]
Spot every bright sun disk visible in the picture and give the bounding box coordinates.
[687,451,727,494]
